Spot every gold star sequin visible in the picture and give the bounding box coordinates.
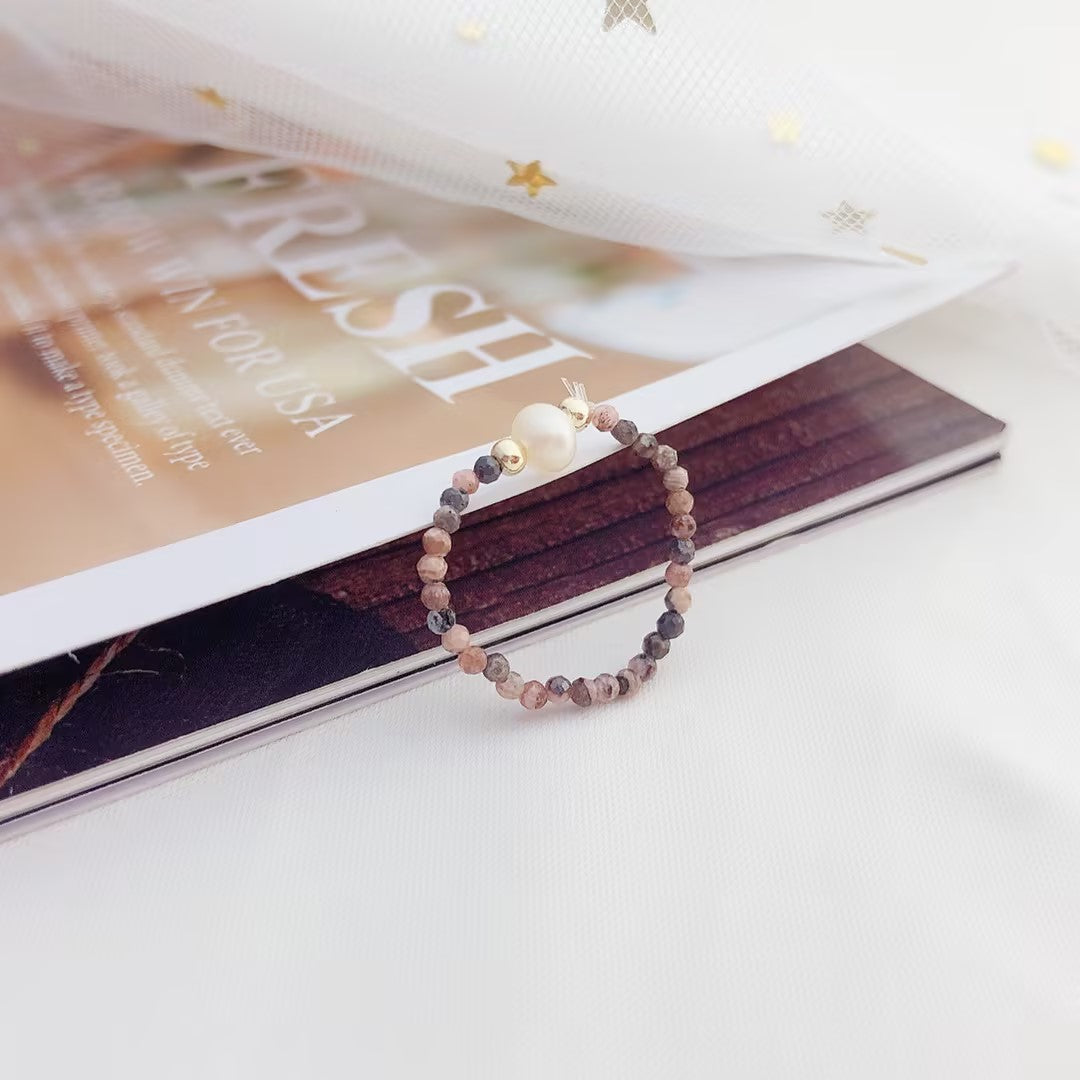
[822,201,876,234]
[194,86,227,109]
[15,136,41,158]
[603,0,656,33]
[456,19,486,42]
[1033,138,1072,170]
[506,160,556,198]
[767,112,802,146]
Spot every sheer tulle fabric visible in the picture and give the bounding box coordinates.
[0,0,1075,343]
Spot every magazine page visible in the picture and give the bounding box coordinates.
[0,117,1005,671]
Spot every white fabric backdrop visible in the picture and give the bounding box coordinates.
[1,297,1077,1079]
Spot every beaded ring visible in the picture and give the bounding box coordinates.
[416,380,695,711]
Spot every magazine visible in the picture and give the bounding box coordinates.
[0,115,1006,835]
[0,118,1003,673]
[0,344,1004,833]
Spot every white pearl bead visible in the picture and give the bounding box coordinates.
[511,402,577,473]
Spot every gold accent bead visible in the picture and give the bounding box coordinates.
[560,396,591,431]
[491,437,526,475]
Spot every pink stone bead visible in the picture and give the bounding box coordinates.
[666,586,692,614]
[421,582,451,611]
[671,513,697,540]
[458,645,487,674]
[592,403,619,432]
[422,527,452,556]
[666,489,694,516]
[595,674,620,702]
[617,667,641,697]
[416,554,447,583]
[628,653,657,682]
[452,469,479,495]
[497,672,525,699]
[520,680,549,710]
[653,445,678,471]
[569,677,598,707]
[662,466,689,492]
[442,624,470,653]
[665,562,693,588]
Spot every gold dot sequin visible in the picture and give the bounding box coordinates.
[767,112,801,146]
[456,19,486,42]
[1033,138,1073,170]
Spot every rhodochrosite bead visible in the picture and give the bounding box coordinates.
[442,625,470,653]
[665,562,693,588]
[497,672,525,699]
[452,469,479,494]
[458,646,487,674]
[671,513,697,540]
[591,404,619,432]
[417,554,447,582]
[595,674,620,702]
[421,582,451,610]
[570,678,597,707]
[665,587,692,614]
[662,467,689,492]
[510,402,577,473]
[666,490,694,516]
[422,527,452,555]
[520,681,549,710]
[653,445,678,471]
